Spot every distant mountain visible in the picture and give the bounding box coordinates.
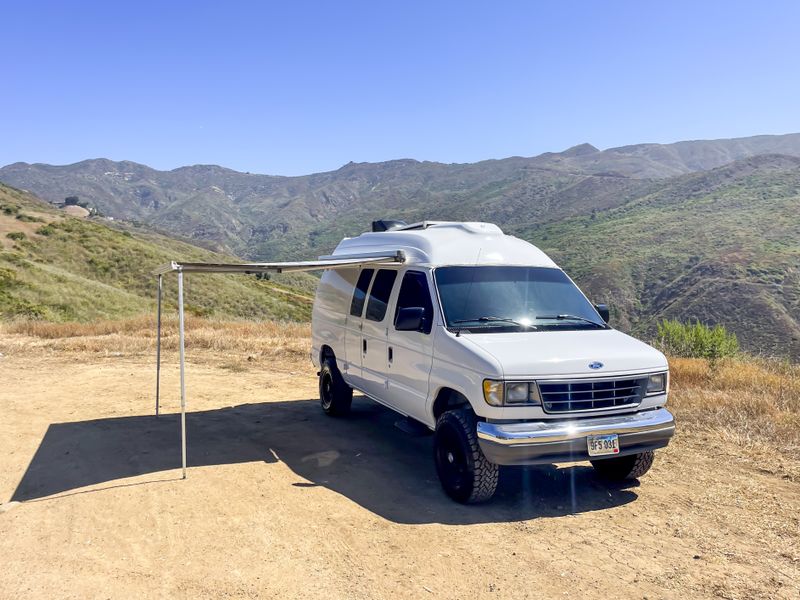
[550,132,800,177]
[3,133,800,259]
[0,183,314,322]
[1,133,800,357]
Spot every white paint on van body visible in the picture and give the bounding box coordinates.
[311,222,668,430]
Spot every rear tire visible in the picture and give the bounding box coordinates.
[434,409,499,504]
[319,357,352,417]
[591,450,655,481]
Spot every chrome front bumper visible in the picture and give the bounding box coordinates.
[476,408,675,466]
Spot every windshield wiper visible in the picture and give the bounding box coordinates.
[534,314,606,328]
[452,316,537,329]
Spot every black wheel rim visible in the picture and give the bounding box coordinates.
[436,425,469,494]
[320,371,333,409]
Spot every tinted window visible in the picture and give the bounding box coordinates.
[349,269,374,317]
[434,266,604,332]
[394,271,433,334]
[365,269,398,322]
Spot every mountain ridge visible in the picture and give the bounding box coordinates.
[6,132,800,263]
[6,131,800,178]
[1,133,800,358]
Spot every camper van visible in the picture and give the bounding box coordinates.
[311,221,675,503]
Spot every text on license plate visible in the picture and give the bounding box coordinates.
[587,434,620,456]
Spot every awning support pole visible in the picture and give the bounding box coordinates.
[155,274,162,417]
[177,270,187,479]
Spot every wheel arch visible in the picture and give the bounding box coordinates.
[432,387,472,421]
[320,344,336,365]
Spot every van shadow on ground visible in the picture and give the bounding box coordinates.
[11,397,639,524]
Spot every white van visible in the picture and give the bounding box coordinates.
[311,221,675,503]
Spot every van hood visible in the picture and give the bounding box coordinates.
[459,329,667,378]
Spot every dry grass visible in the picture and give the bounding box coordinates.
[2,318,798,460]
[0,315,311,358]
[669,356,800,459]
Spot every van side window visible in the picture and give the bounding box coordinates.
[394,271,434,334]
[365,269,398,322]
[349,269,375,317]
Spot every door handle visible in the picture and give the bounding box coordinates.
[363,339,367,354]
[388,346,393,362]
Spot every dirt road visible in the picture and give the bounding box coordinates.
[0,345,798,599]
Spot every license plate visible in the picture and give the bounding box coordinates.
[587,434,620,457]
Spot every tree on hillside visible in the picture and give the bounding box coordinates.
[64,196,80,205]
[64,196,90,209]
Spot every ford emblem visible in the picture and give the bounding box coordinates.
[589,361,604,370]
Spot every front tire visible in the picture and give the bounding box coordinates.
[434,409,499,504]
[591,450,655,481]
[319,357,352,417]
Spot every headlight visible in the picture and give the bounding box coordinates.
[505,382,529,403]
[483,380,542,406]
[646,372,667,395]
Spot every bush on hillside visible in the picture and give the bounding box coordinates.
[0,266,18,289]
[16,213,44,223]
[657,319,740,360]
[36,224,56,236]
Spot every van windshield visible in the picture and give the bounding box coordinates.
[434,266,607,333]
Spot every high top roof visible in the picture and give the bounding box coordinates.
[331,221,558,268]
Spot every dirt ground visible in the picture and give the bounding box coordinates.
[0,342,798,599]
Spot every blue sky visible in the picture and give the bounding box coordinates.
[3,1,800,175]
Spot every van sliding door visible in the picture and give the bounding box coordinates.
[360,269,398,402]
[343,268,374,391]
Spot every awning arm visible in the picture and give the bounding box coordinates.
[152,250,405,276]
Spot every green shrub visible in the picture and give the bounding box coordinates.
[36,224,57,236]
[16,213,44,223]
[0,266,18,289]
[0,251,28,267]
[657,319,740,360]
[0,297,50,320]
[6,231,26,241]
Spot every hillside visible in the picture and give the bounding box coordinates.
[0,157,652,259]
[522,155,800,359]
[0,183,315,322]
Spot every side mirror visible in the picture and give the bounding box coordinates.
[396,307,427,331]
[594,303,610,324]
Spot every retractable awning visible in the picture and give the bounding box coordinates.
[153,250,405,479]
[152,250,406,275]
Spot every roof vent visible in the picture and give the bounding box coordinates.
[371,219,407,232]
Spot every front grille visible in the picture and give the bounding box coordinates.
[539,377,647,414]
